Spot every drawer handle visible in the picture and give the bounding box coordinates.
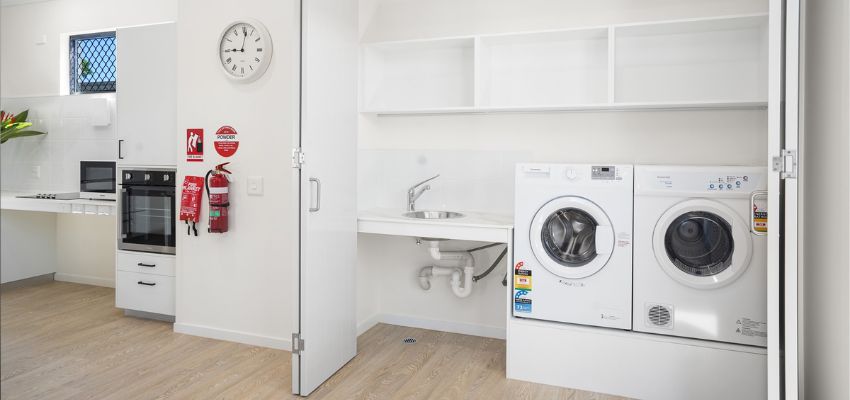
[137,281,156,286]
[138,263,156,268]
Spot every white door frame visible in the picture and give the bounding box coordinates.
[768,0,802,398]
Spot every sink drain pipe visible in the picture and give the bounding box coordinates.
[417,239,506,298]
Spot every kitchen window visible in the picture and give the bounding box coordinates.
[69,31,116,93]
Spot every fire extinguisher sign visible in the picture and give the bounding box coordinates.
[214,126,239,157]
[186,129,204,162]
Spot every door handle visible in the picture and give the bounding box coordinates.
[137,281,156,286]
[309,177,321,212]
[118,139,124,160]
[138,263,156,268]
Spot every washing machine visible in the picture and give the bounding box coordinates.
[633,165,768,347]
[513,164,633,330]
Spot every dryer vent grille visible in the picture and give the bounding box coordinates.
[647,304,673,328]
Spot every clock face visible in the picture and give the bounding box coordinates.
[219,20,271,82]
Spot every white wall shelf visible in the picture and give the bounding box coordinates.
[360,14,768,115]
[361,37,475,111]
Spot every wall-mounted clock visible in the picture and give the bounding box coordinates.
[218,19,273,82]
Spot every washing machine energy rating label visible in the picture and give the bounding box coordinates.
[514,272,532,290]
[514,263,533,313]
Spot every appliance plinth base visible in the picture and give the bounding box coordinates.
[507,317,766,400]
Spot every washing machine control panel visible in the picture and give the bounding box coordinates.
[591,165,617,180]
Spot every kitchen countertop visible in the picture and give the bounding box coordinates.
[358,208,513,243]
[1,191,117,215]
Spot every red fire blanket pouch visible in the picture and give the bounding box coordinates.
[180,175,205,236]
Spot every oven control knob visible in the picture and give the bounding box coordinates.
[125,173,132,180]
[163,174,170,182]
[144,173,151,181]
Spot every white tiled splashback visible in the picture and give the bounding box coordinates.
[0,94,116,193]
[358,149,530,215]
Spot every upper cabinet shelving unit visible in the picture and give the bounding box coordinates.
[360,14,768,115]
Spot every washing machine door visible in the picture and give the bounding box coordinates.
[529,196,615,279]
[652,199,753,289]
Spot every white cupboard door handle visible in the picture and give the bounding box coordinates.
[595,226,615,255]
[309,178,321,212]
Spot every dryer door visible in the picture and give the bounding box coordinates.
[652,199,753,289]
[529,196,615,279]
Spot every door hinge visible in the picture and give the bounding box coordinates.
[292,148,305,169]
[292,333,305,354]
[772,149,798,179]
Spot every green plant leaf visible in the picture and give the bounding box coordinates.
[15,110,29,122]
[1,122,34,135]
[0,129,46,144]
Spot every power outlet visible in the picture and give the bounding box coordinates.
[247,176,264,196]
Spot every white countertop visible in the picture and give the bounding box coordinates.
[1,191,116,215]
[358,208,513,243]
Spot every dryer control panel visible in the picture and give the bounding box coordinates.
[634,166,767,196]
[706,174,751,192]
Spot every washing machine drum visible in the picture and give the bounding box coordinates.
[530,196,615,279]
[653,200,753,289]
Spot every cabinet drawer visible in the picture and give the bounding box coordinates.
[116,251,176,276]
[116,271,175,316]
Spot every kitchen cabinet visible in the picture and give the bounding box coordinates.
[116,22,177,166]
[115,250,176,317]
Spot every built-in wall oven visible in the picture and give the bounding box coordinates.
[118,168,176,255]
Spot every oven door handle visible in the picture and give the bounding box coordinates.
[121,188,129,238]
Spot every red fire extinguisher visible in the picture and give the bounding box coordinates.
[205,162,231,233]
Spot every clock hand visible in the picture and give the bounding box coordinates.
[240,34,247,52]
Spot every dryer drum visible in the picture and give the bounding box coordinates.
[664,211,734,277]
[541,208,598,267]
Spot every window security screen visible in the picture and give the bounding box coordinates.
[69,32,116,93]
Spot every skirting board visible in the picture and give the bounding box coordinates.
[508,317,766,400]
[54,272,114,288]
[358,313,506,340]
[173,322,291,351]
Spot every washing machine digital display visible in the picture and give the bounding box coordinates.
[541,208,598,267]
[664,211,734,276]
[591,166,616,180]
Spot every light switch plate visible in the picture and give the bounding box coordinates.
[247,176,264,196]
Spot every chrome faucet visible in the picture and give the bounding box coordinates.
[407,174,440,212]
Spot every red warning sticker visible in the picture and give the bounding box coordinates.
[214,125,239,158]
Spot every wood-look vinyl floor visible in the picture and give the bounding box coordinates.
[1,281,626,400]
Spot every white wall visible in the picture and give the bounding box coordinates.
[801,0,850,398]
[174,0,300,349]
[356,0,769,338]
[0,210,57,283]
[0,0,177,97]
[0,0,175,286]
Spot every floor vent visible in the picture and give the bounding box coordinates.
[647,304,673,329]
[402,337,416,344]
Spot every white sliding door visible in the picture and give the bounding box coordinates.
[292,0,359,396]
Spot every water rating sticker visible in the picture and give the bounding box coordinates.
[514,289,532,313]
[214,125,239,157]
[514,298,532,313]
